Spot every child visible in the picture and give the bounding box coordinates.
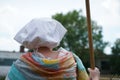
[6,18,100,80]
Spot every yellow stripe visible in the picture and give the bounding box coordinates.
[77,70,89,80]
[42,59,59,64]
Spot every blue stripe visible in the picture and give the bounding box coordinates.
[8,64,26,80]
[32,54,59,70]
[73,53,85,70]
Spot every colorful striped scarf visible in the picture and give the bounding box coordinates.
[6,48,89,80]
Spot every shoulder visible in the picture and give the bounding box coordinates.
[57,47,72,53]
[20,52,33,58]
[57,47,74,57]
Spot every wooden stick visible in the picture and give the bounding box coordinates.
[85,0,95,69]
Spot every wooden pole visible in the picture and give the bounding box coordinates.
[85,0,95,69]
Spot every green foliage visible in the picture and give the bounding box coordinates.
[52,10,108,67]
[110,39,120,74]
[111,39,120,55]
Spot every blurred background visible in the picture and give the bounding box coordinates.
[0,0,120,79]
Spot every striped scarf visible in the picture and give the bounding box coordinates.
[6,48,89,80]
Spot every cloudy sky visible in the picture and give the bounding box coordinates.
[0,0,120,54]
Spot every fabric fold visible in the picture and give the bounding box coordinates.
[6,48,89,80]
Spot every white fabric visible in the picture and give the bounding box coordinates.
[14,18,67,49]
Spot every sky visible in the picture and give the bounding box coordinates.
[0,0,120,54]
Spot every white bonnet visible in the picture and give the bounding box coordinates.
[14,18,67,49]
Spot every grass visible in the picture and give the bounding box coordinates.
[0,76,5,80]
[100,75,120,80]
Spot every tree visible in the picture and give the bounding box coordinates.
[52,10,108,67]
[110,38,120,74]
[111,39,120,55]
